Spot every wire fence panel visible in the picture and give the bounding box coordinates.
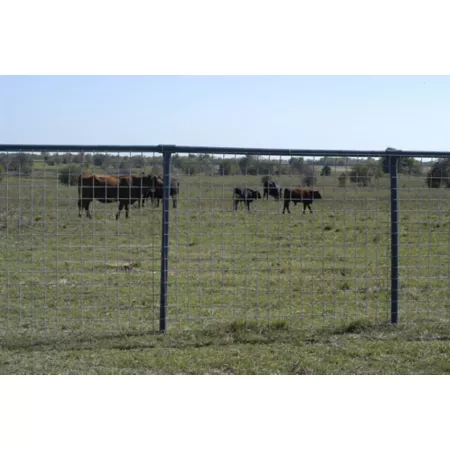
[399,156,450,326]
[1,147,450,339]
[1,151,163,339]
[166,154,391,331]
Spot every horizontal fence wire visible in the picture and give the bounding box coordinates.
[1,146,450,340]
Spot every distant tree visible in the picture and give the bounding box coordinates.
[299,164,316,186]
[73,152,85,164]
[349,164,374,187]
[303,175,317,187]
[218,159,240,176]
[366,160,382,180]
[130,155,145,169]
[238,156,258,175]
[338,172,348,187]
[380,155,421,175]
[172,154,182,169]
[426,167,443,188]
[119,159,132,170]
[196,154,214,174]
[0,154,8,168]
[41,151,49,163]
[61,153,74,164]
[320,165,332,176]
[93,153,109,167]
[58,165,83,186]
[336,157,353,166]
[6,153,34,175]
[426,159,450,188]
[0,164,4,183]
[288,157,305,174]
[178,155,201,175]
[302,163,315,176]
[171,154,216,175]
[318,156,347,166]
[403,157,422,175]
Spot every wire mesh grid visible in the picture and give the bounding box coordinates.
[399,156,450,325]
[1,151,163,338]
[1,150,449,339]
[167,154,391,331]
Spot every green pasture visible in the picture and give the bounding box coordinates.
[1,165,450,374]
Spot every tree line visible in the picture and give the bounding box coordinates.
[2,151,450,190]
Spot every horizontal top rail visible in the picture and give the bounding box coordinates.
[1,144,450,158]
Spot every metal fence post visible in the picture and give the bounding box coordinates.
[160,150,172,332]
[388,150,400,324]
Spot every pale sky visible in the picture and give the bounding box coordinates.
[1,75,450,151]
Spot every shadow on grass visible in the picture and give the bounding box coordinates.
[1,319,293,351]
[331,319,394,335]
[2,318,450,352]
[0,329,162,352]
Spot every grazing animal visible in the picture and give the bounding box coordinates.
[141,174,163,207]
[77,173,156,220]
[142,175,180,208]
[121,174,152,209]
[282,188,322,214]
[233,187,262,211]
[263,180,282,200]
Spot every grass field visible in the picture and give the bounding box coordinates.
[1,162,450,374]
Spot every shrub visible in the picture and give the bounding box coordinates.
[302,175,317,187]
[93,153,109,167]
[380,154,422,175]
[58,165,83,186]
[349,165,374,187]
[320,165,332,176]
[218,160,241,176]
[426,159,450,188]
[338,172,347,187]
[2,153,33,175]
